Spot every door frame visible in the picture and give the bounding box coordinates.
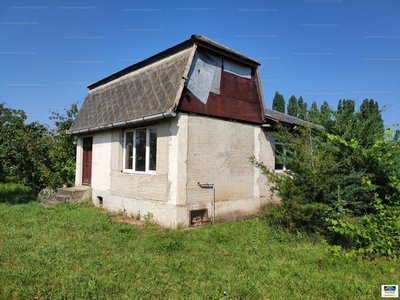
[82,136,93,186]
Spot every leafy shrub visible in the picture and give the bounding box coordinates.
[252,120,400,257]
[327,196,400,257]
[326,128,400,257]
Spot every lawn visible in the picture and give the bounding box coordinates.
[0,201,398,299]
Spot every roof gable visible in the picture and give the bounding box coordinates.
[69,47,194,133]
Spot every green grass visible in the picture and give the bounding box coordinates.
[0,183,36,204]
[0,201,399,299]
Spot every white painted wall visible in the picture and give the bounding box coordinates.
[91,130,112,192]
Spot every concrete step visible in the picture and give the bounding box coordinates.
[41,194,70,206]
[57,186,91,203]
[56,194,71,203]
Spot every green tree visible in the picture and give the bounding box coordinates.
[0,102,79,191]
[357,99,384,147]
[319,101,333,130]
[394,129,400,141]
[272,91,285,113]
[333,99,356,140]
[0,103,53,190]
[0,103,27,182]
[297,96,307,120]
[19,122,53,190]
[49,102,78,188]
[308,101,320,124]
[287,95,298,117]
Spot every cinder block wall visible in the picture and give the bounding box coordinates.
[109,121,171,202]
[185,114,261,219]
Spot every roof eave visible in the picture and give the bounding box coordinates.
[263,112,324,130]
[67,110,176,135]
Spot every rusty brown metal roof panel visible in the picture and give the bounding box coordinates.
[220,71,260,104]
[177,51,264,124]
[69,47,194,133]
[179,87,264,124]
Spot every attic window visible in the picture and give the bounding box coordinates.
[123,127,157,173]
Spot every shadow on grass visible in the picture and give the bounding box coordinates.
[0,183,36,204]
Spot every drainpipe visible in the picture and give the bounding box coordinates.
[197,182,215,224]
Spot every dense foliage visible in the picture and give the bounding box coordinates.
[0,102,78,192]
[49,102,78,188]
[252,98,400,257]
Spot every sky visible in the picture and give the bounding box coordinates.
[1,0,399,129]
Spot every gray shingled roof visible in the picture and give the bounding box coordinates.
[265,108,323,129]
[68,47,194,134]
[265,108,305,126]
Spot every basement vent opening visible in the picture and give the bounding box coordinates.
[190,209,211,227]
[97,196,103,206]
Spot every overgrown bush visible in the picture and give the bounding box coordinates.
[252,98,400,257]
[325,128,400,257]
[0,102,77,192]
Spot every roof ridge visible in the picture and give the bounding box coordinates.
[89,34,260,90]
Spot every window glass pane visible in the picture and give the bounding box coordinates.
[149,128,157,171]
[274,144,284,170]
[125,132,133,169]
[135,129,146,172]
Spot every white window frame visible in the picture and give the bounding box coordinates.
[123,127,157,174]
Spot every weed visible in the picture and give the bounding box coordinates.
[157,238,184,254]
[135,211,141,220]
[143,212,154,228]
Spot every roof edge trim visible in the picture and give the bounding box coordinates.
[191,34,261,67]
[67,110,176,135]
[173,44,197,108]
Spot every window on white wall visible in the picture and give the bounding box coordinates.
[123,127,157,173]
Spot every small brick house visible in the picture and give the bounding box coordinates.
[68,34,303,227]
